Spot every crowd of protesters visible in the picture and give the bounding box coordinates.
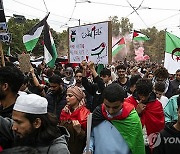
[0,59,179,154]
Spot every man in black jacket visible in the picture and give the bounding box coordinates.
[0,66,24,118]
[46,75,67,119]
[153,95,180,154]
[171,69,180,95]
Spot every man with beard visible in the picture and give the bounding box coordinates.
[0,94,70,153]
[0,66,24,149]
[46,75,67,118]
[0,66,24,118]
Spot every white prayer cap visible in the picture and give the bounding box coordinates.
[14,94,48,114]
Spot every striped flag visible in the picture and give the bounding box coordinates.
[133,30,150,41]
[112,37,125,56]
[44,21,57,68]
[23,14,49,52]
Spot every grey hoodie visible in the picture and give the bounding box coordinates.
[0,116,70,154]
[38,126,70,154]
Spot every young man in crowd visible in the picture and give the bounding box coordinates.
[153,95,180,154]
[153,66,173,98]
[84,83,145,154]
[171,69,180,95]
[0,66,24,118]
[154,81,169,108]
[113,64,130,97]
[127,74,142,96]
[0,94,70,153]
[46,75,67,119]
[0,66,24,149]
[125,78,165,153]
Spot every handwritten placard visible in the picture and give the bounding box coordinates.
[18,54,31,73]
[68,21,112,64]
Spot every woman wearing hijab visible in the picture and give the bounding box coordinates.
[60,86,90,154]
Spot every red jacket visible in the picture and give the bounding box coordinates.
[60,106,90,130]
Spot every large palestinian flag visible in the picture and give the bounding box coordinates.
[23,14,49,52]
[44,21,57,68]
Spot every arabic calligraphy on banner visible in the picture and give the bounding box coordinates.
[68,21,112,64]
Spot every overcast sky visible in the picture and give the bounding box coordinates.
[3,0,180,36]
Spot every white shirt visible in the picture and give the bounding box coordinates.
[158,95,169,108]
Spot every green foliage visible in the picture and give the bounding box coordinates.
[119,17,133,35]
[141,27,165,62]
[109,16,133,36]
[58,30,68,56]
[109,16,120,37]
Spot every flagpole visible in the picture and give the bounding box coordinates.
[0,42,5,67]
[86,113,92,154]
[124,37,128,57]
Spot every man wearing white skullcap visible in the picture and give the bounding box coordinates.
[14,94,48,114]
[0,94,70,154]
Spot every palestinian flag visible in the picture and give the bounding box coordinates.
[44,21,57,68]
[112,37,125,56]
[112,110,145,154]
[23,14,49,52]
[164,31,180,74]
[133,30,150,41]
[93,102,145,154]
